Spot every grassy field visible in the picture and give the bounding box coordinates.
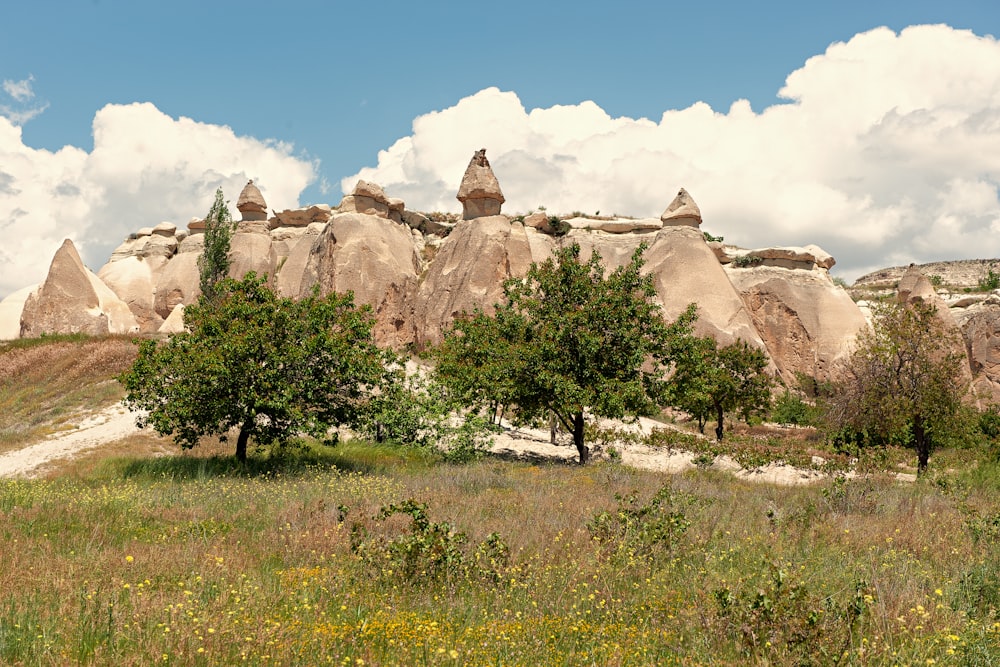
[0,437,998,666]
[1,337,999,665]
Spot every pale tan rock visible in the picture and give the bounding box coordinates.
[237,180,267,222]
[275,225,323,298]
[523,212,555,233]
[726,264,868,385]
[299,212,421,348]
[153,251,200,319]
[187,217,206,231]
[98,255,162,333]
[565,217,662,234]
[414,216,534,347]
[158,304,186,335]
[136,227,153,237]
[152,221,177,236]
[743,246,837,271]
[457,149,504,220]
[0,285,35,340]
[641,226,767,352]
[660,188,702,227]
[20,239,139,337]
[270,204,332,228]
[228,227,276,281]
[387,198,405,224]
[351,180,388,201]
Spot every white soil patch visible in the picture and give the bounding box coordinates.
[0,402,145,478]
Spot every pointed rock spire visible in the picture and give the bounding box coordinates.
[660,188,702,227]
[457,149,505,220]
[237,180,267,221]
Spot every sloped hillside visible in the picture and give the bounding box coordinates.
[0,336,137,454]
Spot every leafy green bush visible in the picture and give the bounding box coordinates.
[350,500,509,585]
[587,484,695,561]
[979,268,1000,291]
[770,390,820,426]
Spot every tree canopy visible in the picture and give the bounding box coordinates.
[826,301,970,474]
[197,187,235,303]
[120,273,389,461]
[433,242,694,463]
[668,332,773,440]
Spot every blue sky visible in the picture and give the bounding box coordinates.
[1,0,999,296]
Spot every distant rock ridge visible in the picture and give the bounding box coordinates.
[1,150,876,394]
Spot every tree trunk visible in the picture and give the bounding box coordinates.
[573,412,589,464]
[913,415,929,475]
[715,403,725,441]
[236,423,250,463]
[697,416,706,435]
[549,411,558,445]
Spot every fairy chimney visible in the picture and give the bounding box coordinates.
[237,180,267,222]
[660,188,702,227]
[457,149,505,220]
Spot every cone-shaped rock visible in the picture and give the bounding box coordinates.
[20,239,138,337]
[457,149,505,220]
[237,180,267,221]
[660,188,702,227]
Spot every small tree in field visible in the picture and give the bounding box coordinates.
[119,273,389,462]
[826,302,969,474]
[198,188,235,303]
[434,242,695,464]
[668,327,773,440]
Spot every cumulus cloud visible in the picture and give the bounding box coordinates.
[0,102,315,296]
[344,25,1000,281]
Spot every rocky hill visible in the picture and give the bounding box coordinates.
[3,149,999,402]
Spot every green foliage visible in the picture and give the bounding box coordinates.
[831,275,849,288]
[770,389,821,426]
[548,215,570,236]
[979,268,1000,291]
[434,242,691,463]
[667,325,773,440]
[587,484,694,560]
[119,274,389,461]
[732,254,763,268]
[825,301,970,473]
[702,230,724,243]
[713,567,870,661]
[930,274,944,287]
[350,500,509,585]
[197,188,235,303]
[355,371,451,449]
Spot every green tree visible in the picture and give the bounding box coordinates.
[434,242,694,464]
[119,273,388,462]
[668,330,773,440]
[198,187,235,303]
[826,302,969,474]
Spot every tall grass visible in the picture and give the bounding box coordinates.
[1,440,998,665]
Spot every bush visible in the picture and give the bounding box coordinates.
[587,484,696,561]
[979,268,1000,291]
[770,390,820,426]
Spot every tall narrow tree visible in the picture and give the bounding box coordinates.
[198,188,235,303]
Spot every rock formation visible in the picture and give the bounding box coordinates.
[660,188,702,227]
[19,239,138,337]
[7,167,882,393]
[457,149,504,220]
[236,180,268,222]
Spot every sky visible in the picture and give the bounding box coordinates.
[1,0,999,298]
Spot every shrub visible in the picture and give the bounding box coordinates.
[587,483,695,561]
[979,268,1000,291]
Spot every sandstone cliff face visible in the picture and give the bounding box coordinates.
[299,212,421,349]
[726,265,867,385]
[414,216,536,347]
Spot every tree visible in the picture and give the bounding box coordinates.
[668,329,773,440]
[826,302,969,474]
[198,187,236,303]
[119,273,389,462]
[433,242,694,464]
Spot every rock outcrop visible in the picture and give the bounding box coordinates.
[457,149,504,220]
[299,212,421,348]
[19,239,138,337]
[660,188,702,227]
[339,181,391,218]
[727,264,866,385]
[237,180,268,222]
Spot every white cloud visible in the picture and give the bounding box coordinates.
[1,75,49,126]
[3,76,36,102]
[0,102,315,297]
[344,24,1000,281]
